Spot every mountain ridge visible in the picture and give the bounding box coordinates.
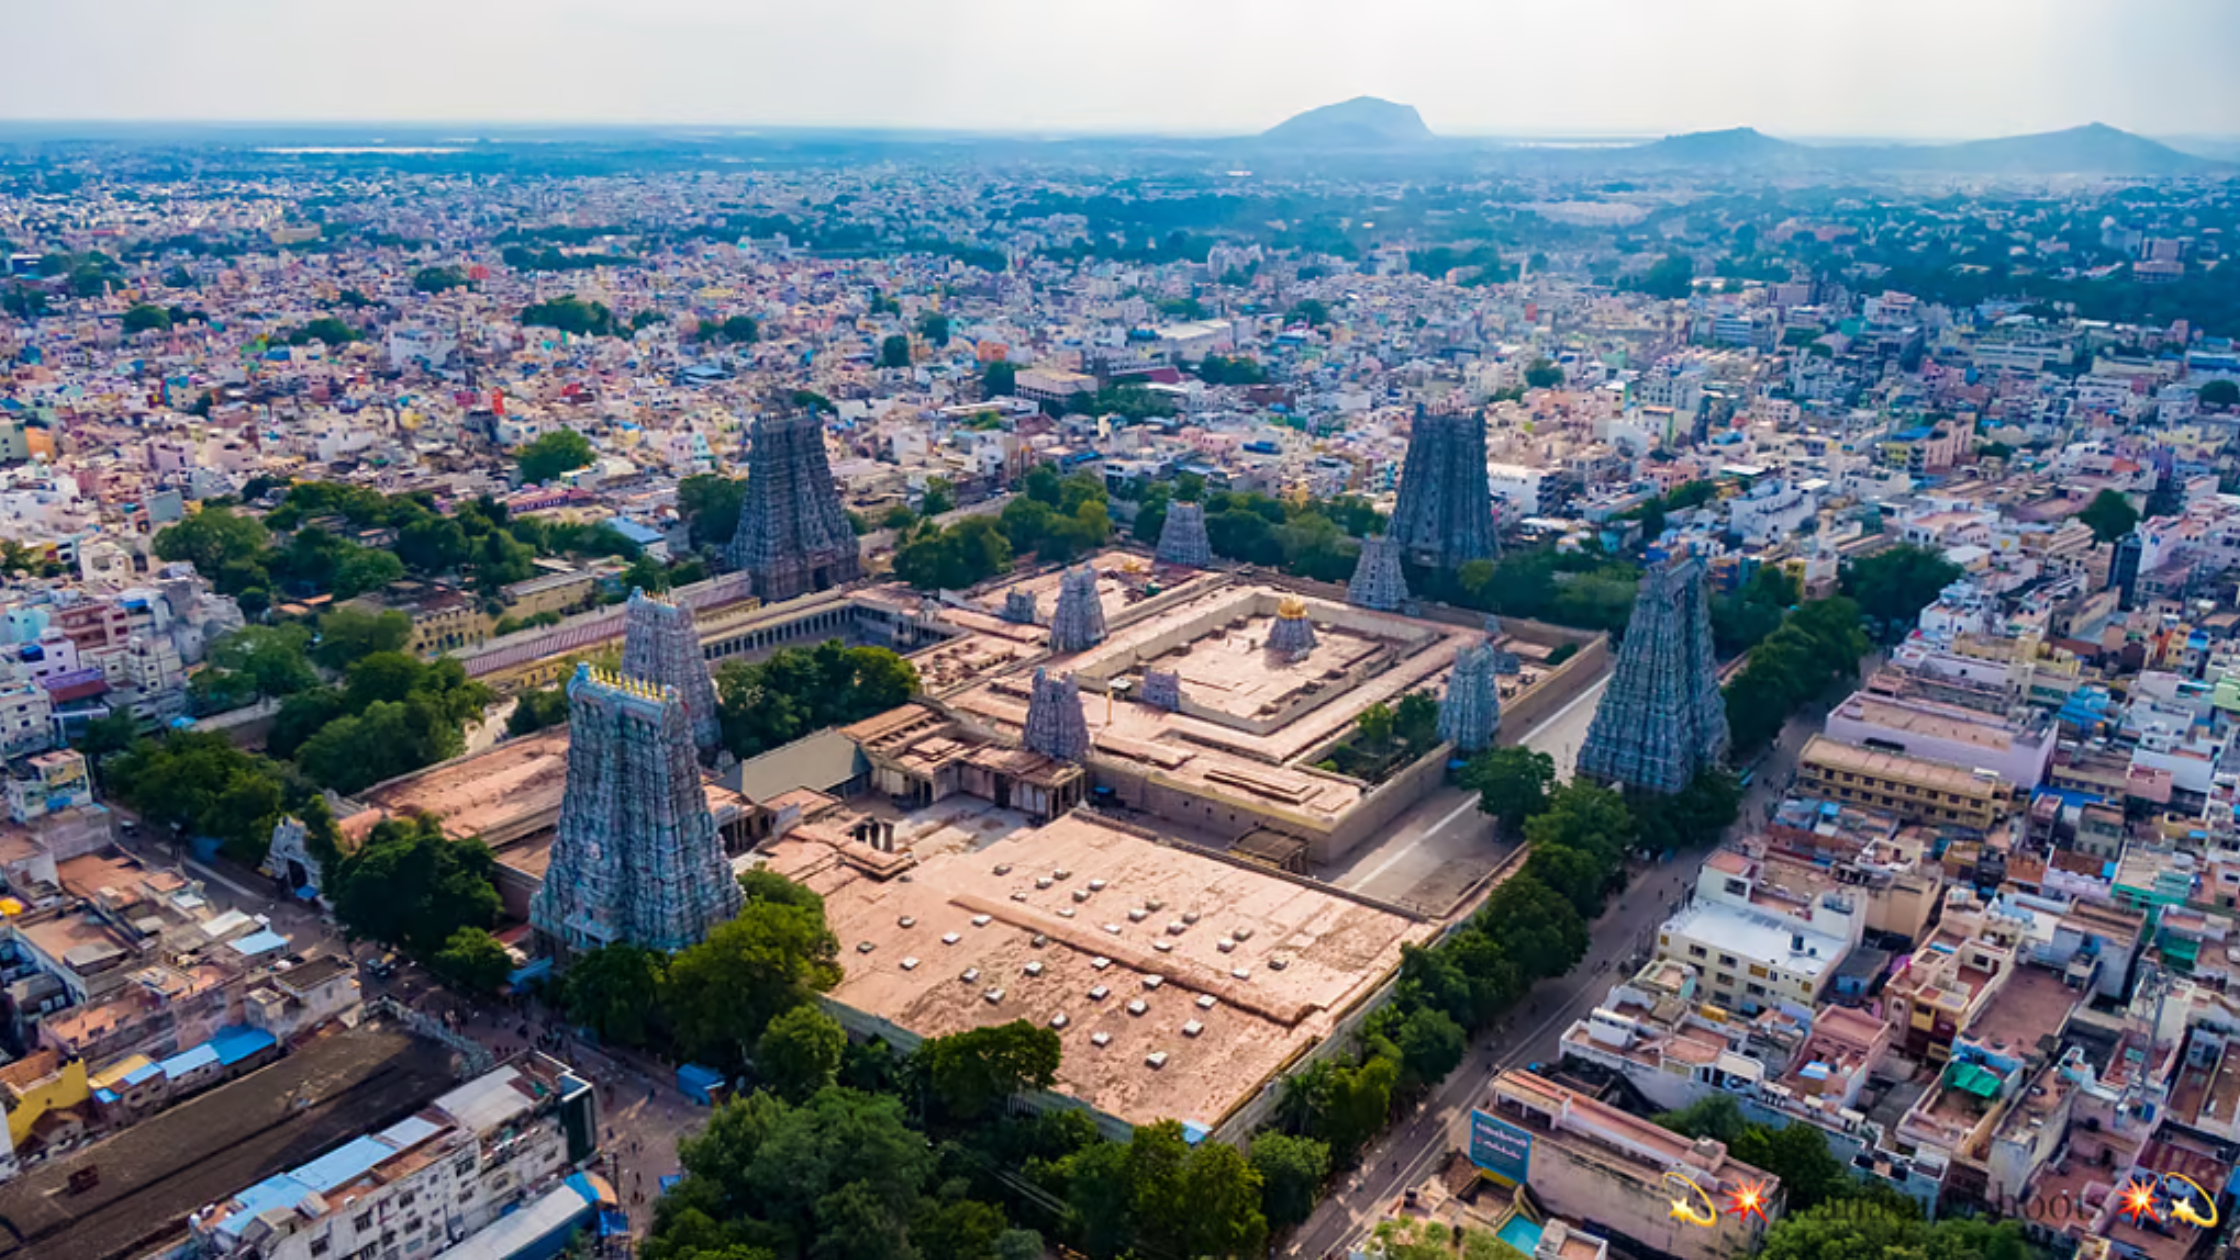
[1259,97,1434,148]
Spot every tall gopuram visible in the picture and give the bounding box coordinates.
[1388,403,1498,570]
[1022,668,1092,763]
[1347,534,1410,612]
[532,665,743,955]
[1575,552,1730,794]
[1156,502,1213,568]
[621,588,723,760]
[1047,565,1108,653]
[723,409,863,602]
[1438,641,1502,754]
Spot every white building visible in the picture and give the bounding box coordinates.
[1726,478,1817,546]
[188,1055,599,1260]
[1487,462,1553,517]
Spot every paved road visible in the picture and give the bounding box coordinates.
[1514,673,1611,780]
[1281,685,1835,1260]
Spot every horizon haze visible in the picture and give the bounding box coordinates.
[5,0,2237,140]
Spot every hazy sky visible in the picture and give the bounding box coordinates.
[7,0,2237,138]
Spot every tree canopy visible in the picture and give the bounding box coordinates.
[1840,545,1962,638]
[914,1020,1062,1124]
[714,640,918,762]
[327,814,503,955]
[2078,488,2140,544]
[517,429,596,484]
[661,890,843,1071]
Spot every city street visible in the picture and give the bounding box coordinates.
[1280,683,1838,1260]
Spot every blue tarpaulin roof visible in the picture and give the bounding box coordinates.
[227,928,289,957]
[209,1025,276,1066]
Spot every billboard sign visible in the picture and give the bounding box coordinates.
[1469,1109,1532,1186]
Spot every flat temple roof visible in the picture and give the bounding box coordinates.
[764,810,1434,1131]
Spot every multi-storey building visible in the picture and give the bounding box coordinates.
[188,1055,599,1260]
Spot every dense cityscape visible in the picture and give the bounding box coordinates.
[0,82,2236,1260]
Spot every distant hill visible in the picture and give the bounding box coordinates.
[1878,122,2216,175]
[1261,97,1434,148]
[1626,126,1807,166]
[1596,121,2219,177]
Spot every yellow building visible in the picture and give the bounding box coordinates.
[501,569,598,621]
[1796,735,2020,830]
[1,1049,89,1149]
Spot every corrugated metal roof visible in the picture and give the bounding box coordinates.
[158,1043,219,1078]
[291,1135,393,1193]
[379,1113,443,1151]
[434,1065,530,1134]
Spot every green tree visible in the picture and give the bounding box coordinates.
[1477,874,1589,980]
[912,1200,1006,1260]
[333,546,404,598]
[122,303,172,334]
[397,516,472,575]
[1291,298,1332,326]
[1635,253,1697,299]
[1392,1006,1467,1089]
[76,711,141,775]
[663,1087,933,1260]
[2200,378,2240,408]
[521,296,617,337]
[1354,702,1396,748]
[207,624,320,699]
[915,1020,1062,1124]
[1463,746,1556,833]
[1732,1122,1849,1214]
[1655,1094,1748,1144]
[917,311,951,347]
[559,943,669,1048]
[756,1004,846,1100]
[662,897,843,1070]
[701,314,760,346]
[680,474,747,549]
[1840,545,1962,637]
[880,334,911,369]
[1393,690,1440,751]
[1757,1199,2033,1260]
[327,814,502,954]
[433,927,515,993]
[152,507,270,588]
[518,429,596,484]
[412,266,471,293]
[919,477,955,517]
[313,606,414,670]
[1248,1132,1330,1229]
[981,361,1018,397]
[893,517,1012,592]
[1523,358,1564,389]
[509,686,572,737]
[2078,487,2140,543]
